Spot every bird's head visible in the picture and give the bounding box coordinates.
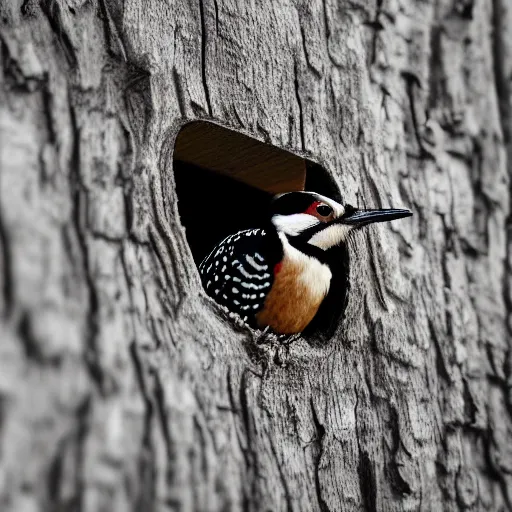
[269,191,412,250]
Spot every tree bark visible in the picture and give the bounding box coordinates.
[1,0,512,511]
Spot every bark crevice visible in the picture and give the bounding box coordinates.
[199,0,213,117]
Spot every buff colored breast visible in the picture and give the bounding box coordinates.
[256,237,332,334]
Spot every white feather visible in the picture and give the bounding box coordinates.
[307,223,352,250]
[271,213,319,236]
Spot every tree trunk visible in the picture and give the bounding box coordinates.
[1,0,512,510]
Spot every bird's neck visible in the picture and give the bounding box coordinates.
[269,227,330,263]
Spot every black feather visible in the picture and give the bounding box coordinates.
[199,227,282,327]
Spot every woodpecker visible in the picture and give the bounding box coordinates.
[199,191,412,335]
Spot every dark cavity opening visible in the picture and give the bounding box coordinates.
[174,120,348,341]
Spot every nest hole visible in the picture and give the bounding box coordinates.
[173,121,348,341]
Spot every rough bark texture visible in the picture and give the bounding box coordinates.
[1,0,512,510]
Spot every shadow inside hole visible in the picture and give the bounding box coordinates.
[174,160,273,264]
[301,243,350,343]
[173,121,349,342]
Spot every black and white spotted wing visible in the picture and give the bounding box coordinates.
[199,228,281,326]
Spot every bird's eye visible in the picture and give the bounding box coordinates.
[316,204,333,216]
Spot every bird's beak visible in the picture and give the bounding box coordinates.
[339,207,412,226]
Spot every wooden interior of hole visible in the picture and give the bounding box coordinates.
[174,121,307,194]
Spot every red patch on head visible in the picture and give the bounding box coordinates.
[304,201,321,216]
[274,262,283,275]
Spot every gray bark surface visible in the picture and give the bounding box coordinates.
[1,0,512,510]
